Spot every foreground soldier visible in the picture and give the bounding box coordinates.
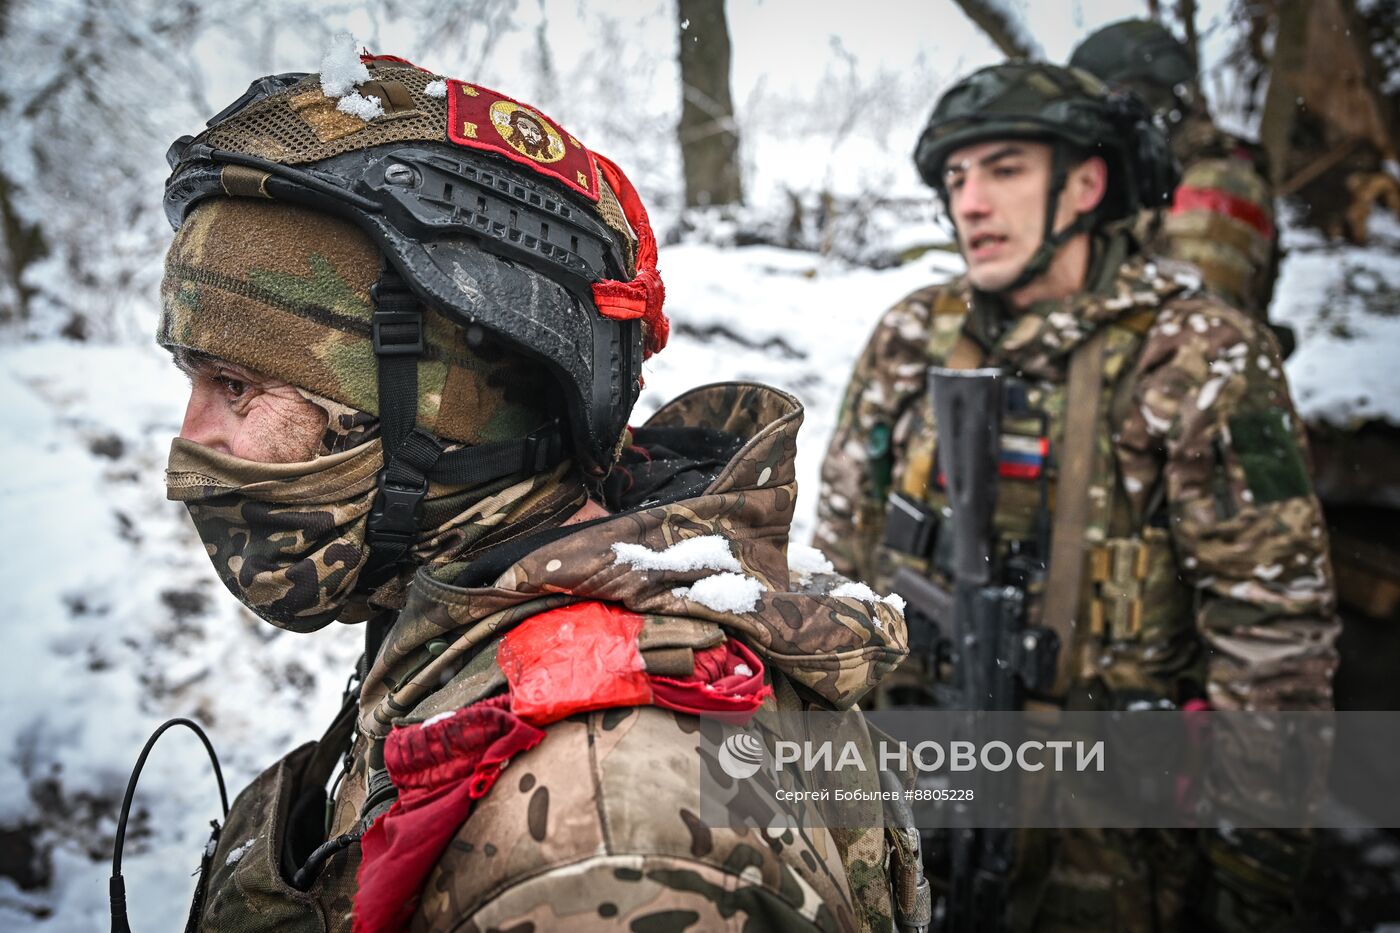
[160,52,910,931]
[1071,18,1281,320]
[815,62,1338,930]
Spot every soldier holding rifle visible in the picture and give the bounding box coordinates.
[816,62,1339,931]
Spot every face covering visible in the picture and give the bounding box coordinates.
[166,438,584,632]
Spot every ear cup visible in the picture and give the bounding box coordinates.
[1106,91,1180,213]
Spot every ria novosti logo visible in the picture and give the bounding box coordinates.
[717,731,766,779]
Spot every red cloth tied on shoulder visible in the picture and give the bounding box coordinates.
[1170,184,1275,238]
[498,599,770,726]
[498,600,652,726]
[353,695,544,933]
[354,601,769,932]
[651,637,773,723]
[590,153,669,357]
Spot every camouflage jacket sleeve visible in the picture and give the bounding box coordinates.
[1117,300,1340,711]
[814,286,942,581]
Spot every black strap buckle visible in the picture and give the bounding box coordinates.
[522,422,566,473]
[367,470,428,541]
[370,310,423,357]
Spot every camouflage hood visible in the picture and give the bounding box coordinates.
[359,382,910,741]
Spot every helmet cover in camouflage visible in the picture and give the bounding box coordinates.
[1069,19,1195,113]
[914,62,1176,224]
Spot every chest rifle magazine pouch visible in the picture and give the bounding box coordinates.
[883,490,943,559]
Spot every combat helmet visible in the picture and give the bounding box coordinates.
[163,52,666,576]
[913,61,1178,292]
[1069,19,1196,115]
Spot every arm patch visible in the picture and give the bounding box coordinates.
[1228,410,1312,503]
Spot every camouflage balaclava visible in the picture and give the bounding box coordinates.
[160,199,586,632]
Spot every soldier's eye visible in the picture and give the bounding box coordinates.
[218,375,249,401]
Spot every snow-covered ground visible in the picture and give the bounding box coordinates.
[0,342,364,926]
[1273,208,1400,428]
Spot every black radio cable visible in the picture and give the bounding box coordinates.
[110,718,228,933]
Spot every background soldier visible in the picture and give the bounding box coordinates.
[814,61,1339,930]
[1070,18,1282,325]
[160,54,911,932]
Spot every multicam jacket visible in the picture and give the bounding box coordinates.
[195,383,909,933]
[814,243,1338,714]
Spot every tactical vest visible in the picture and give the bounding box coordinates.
[878,288,1205,707]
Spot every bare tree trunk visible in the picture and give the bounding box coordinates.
[1337,0,1398,160]
[1259,0,1309,186]
[0,168,48,323]
[1146,0,1162,20]
[676,0,742,208]
[1176,0,1199,72]
[949,0,1040,60]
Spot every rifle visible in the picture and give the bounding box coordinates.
[889,365,1059,932]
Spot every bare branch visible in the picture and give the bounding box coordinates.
[949,0,1042,60]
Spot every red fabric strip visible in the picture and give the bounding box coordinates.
[590,152,669,356]
[355,602,771,931]
[498,601,652,727]
[354,695,544,933]
[650,637,772,723]
[359,53,429,71]
[1170,185,1275,239]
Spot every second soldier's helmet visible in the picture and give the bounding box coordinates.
[913,61,1178,226]
[1069,19,1196,115]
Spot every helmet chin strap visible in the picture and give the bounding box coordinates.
[982,142,1097,297]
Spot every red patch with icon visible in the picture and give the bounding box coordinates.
[445,80,599,202]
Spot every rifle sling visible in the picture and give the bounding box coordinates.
[1041,330,1108,696]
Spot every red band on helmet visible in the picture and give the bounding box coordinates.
[1171,185,1275,239]
[445,81,600,203]
[590,153,668,358]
